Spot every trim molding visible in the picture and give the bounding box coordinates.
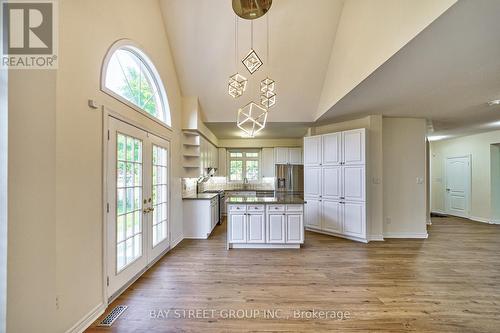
[491,219,500,225]
[384,232,429,239]
[65,302,105,333]
[468,215,491,224]
[305,227,368,243]
[431,209,446,215]
[171,233,183,249]
[367,234,384,241]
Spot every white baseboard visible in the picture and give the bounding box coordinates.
[468,215,491,224]
[384,232,428,239]
[65,302,106,333]
[305,227,368,243]
[230,243,301,249]
[491,219,500,225]
[171,233,183,249]
[431,209,446,215]
[367,234,384,241]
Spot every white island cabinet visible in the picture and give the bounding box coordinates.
[183,194,219,239]
[227,202,304,249]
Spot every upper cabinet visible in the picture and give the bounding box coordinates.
[218,148,227,177]
[304,129,365,167]
[342,129,365,165]
[274,147,303,165]
[261,148,275,177]
[322,133,342,165]
[304,136,322,166]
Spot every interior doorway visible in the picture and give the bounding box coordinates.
[106,116,170,299]
[444,155,471,218]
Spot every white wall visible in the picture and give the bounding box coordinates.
[491,144,500,223]
[8,70,58,333]
[218,138,303,148]
[0,0,8,329]
[312,115,384,240]
[7,0,185,332]
[430,130,500,222]
[383,118,427,237]
[316,0,456,118]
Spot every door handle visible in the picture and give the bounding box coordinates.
[446,188,451,192]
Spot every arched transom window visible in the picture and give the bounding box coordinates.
[102,41,171,126]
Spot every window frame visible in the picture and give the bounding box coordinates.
[227,149,261,183]
[101,39,172,130]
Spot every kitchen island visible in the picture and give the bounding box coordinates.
[226,195,305,249]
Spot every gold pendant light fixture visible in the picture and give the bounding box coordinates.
[229,0,276,137]
[232,0,273,20]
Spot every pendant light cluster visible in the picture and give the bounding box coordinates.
[228,1,276,137]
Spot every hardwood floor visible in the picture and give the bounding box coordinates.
[87,216,500,332]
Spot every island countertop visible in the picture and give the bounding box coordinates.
[226,195,305,204]
[182,193,218,200]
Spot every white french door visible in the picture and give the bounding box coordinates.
[107,116,170,297]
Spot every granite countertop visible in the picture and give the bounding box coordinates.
[226,195,305,204]
[182,193,218,200]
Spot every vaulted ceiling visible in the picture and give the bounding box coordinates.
[161,0,344,124]
[161,0,500,139]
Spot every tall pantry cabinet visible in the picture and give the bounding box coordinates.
[303,128,367,243]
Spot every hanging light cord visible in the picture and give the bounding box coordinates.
[251,20,254,50]
[235,16,238,68]
[267,14,270,66]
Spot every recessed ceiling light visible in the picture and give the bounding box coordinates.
[487,99,500,106]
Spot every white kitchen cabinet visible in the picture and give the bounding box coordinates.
[321,199,342,234]
[210,198,218,229]
[343,202,365,238]
[304,136,322,166]
[183,196,219,239]
[304,199,321,229]
[275,147,289,164]
[267,213,286,243]
[288,148,303,164]
[274,147,303,165]
[342,129,365,165]
[303,128,367,242]
[229,213,247,243]
[286,214,303,243]
[322,133,342,165]
[247,213,266,243]
[218,148,227,176]
[322,166,341,199]
[261,148,275,177]
[228,204,304,248]
[304,167,321,198]
[343,166,365,202]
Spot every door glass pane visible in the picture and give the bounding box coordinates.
[116,132,143,272]
[152,145,168,247]
[246,160,259,181]
[230,160,243,181]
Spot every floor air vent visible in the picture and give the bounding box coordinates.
[97,305,128,327]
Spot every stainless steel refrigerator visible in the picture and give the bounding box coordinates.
[275,164,304,193]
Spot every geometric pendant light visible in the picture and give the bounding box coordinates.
[236,101,268,137]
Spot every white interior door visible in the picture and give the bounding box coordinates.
[445,156,470,218]
[106,117,170,297]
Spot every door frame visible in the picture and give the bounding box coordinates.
[102,106,172,304]
[444,154,471,218]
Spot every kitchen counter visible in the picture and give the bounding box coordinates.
[182,193,218,200]
[226,195,305,204]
